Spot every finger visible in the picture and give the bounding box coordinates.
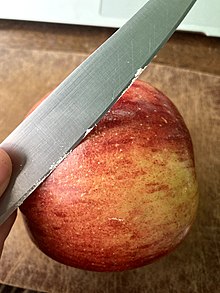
[0,148,12,196]
[0,149,16,257]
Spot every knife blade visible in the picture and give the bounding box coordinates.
[0,0,196,225]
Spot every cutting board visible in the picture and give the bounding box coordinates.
[0,48,219,293]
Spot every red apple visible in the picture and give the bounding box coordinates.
[20,80,198,272]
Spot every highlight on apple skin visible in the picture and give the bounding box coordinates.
[20,80,198,272]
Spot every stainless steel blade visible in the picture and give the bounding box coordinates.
[0,0,196,225]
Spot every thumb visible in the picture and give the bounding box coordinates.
[0,148,12,196]
[0,148,16,256]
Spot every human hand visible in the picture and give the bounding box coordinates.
[0,148,17,257]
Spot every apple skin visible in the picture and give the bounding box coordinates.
[20,80,198,272]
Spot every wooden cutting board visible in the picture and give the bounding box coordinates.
[0,48,219,293]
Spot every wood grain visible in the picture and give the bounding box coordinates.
[0,42,219,292]
[0,20,219,75]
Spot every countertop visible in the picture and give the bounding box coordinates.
[0,20,219,293]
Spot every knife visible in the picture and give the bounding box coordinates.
[0,0,196,225]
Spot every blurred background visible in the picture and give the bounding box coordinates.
[0,0,220,36]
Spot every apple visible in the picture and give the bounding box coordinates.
[20,80,198,272]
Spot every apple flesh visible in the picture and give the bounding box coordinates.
[20,80,198,272]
